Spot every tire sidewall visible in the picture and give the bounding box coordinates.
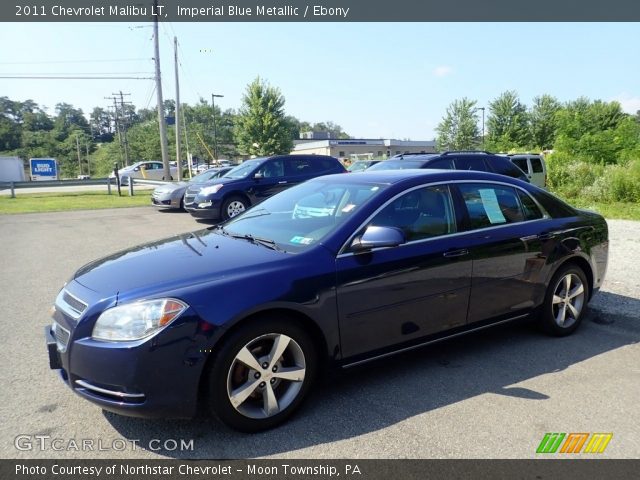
[207,318,317,432]
[541,264,590,336]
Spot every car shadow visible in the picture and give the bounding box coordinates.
[104,290,639,458]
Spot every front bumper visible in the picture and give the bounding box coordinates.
[185,197,222,219]
[44,317,208,419]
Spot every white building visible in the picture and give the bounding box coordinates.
[292,139,437,160]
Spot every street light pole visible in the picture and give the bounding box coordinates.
[478,107,486,149]
[211,93,224,162]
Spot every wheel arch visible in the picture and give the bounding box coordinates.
[197,307,329,402]
[551,255,595,300]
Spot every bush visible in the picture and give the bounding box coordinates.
[547,155,640,203]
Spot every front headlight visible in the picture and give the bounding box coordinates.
[199,184,224,196]
[92,298,188,342]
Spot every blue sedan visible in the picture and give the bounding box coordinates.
[46,170,608,431]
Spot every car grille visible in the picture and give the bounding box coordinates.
[184,187,202,206]
[52,322,70,352]
[56,289,87,320]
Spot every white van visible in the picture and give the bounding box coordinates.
[507,154,547,188]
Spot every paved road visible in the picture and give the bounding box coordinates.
[0,208,638,459]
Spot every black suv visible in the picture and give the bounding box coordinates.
[185,154,346,220]
[368,151,529,182]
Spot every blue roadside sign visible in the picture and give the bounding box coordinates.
[30,158,58,181]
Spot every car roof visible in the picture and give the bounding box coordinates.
[310,168,531,187]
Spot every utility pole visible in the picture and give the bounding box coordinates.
[106,97,124,165]
[211,93,224,162]
[174,36,182,182]
[154,0,171,181]
[75,134,82,176]
[85,142,91,176]
[114,91,132,166]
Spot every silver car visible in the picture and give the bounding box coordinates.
[151,167,232,210]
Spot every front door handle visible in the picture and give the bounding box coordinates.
[443,249,469,258]
[278,181,288,184]
[538,232,556,241]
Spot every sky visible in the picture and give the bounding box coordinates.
[1,22,639,140]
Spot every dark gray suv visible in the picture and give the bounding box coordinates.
[369,151,529,182]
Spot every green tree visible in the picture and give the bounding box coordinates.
[530,94,561,150]
[435,98,479,150]
[486,91,530,151]
[234,77,293,156]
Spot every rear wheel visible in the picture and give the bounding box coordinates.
[206,318,317,432]
[221,196,248,220]
[539,264,589,336]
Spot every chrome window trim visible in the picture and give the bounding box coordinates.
[55,289,88,320]
[337,179,550,258]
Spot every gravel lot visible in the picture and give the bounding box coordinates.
[0,208,638,459]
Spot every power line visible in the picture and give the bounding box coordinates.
[0,58,151,65]
[0,75,154,80]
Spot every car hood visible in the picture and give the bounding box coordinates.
[154,182,188,193]
[73,229,286,298]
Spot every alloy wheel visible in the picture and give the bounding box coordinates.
[552,273,585,328]
[226,333,306,419]
[227,201,246,218]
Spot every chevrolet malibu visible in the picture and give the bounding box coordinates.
[45,170,608,432]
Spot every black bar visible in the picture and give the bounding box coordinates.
[3,0,640,22]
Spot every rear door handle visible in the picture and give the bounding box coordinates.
[278,181,288,184]
[443,249,469,258]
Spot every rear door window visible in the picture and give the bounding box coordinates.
[511,157,528,172]
[457,183,525,229]
[427,158,453,169]
[531,157,544,173]
[453,157,489,172]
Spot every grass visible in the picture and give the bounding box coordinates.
[568,199,640,221]
[0,190,151,214]
[1,189,639,221]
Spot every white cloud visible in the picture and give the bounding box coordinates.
[433,65,453,77]
[611,93,640,114]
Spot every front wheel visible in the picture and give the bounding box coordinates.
[221,196,248,220]
[206,318,317,432]
[539,264,589,336]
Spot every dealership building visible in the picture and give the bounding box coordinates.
[291,139,437,160]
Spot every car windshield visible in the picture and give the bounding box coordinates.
[347,161,370,172]
[367,160,426,170]
[222,159,264,179]
[190,169,221,183]
[221,179,388,253]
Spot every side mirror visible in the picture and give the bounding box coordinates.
[133,167,140,171]
[253,172,263,179]
[351,226,405,252]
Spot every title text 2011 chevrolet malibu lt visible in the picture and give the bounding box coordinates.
[45,170,608,432]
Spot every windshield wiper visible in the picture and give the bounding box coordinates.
[216,228,283,252]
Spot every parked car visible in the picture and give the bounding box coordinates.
[109,161,178,185]
[373,151,529,182]
[151,167,232,210]
[184,154,346,220]
[347,160,381,172]
[46,169,608,432]
[507,153,547,188]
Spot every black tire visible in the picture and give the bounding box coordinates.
[206,317,317,432]
[539,264,590,336]
[162,176,174,181]
[221,195,249,220]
